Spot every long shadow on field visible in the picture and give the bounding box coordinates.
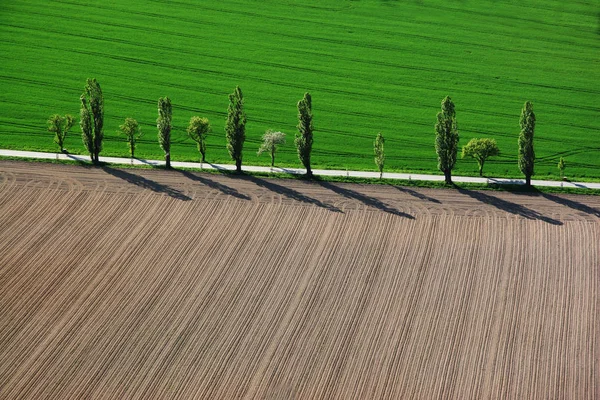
[102,166,191,201]
[538,191,600,217]
[243,175,343,213]
[394,186,441,204]
[176,169,251,200]
[456,188,562,225]
[317,180,414,218]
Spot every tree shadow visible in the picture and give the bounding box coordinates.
[455,187,562,225]
[538,191,600,218]
[394,186,441,204]
[316,180,414,219]
[176,169,250,200]
[243,175,342,213]
[102,166,191,201]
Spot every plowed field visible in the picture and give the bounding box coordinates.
[0,161,598,399]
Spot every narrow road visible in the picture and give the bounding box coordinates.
[1,149,598,190]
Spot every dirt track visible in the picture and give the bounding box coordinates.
[0,161,598,399]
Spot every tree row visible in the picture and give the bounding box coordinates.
[48,79,567,186]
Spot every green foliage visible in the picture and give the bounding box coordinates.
[258,130,286,167]
[295,92,313,177]
[518,101,536,186]
[374,132,385,179]
[558,157,566,179]
[157,97,172,168]
[1,1,598,178]
[80,78,104,163]
[47,114,73,152]
[187,116,211,163]
[435,96,459,184]
[118,118,142,158]
[225,86,246,173]
[461,138,500,177]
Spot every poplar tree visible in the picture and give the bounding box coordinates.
[518,101,535,186]
[374,132,385,179]
[80,78,104,164]
[558,157,566,180]
[225,86,246,173]
[435,96,459,184]
[295,92,313,177]
[157,97,172,168]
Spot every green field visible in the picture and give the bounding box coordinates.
[1,0,598,179]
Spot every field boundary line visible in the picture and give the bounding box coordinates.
[1,149,598,190]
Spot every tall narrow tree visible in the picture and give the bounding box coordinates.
[435,96,459,184]
[518,101,536,186]
[295,92,313,177]
[225,86,246,173]
[374,132,385,179]
[187,116,211,163]
[558,157,566,180]
[157,97,172,168]
[80,78,104,164]
[48,114,73,153]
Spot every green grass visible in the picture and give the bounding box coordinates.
[1,0,598,180]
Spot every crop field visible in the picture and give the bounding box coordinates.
[0,0,599,179]
[0,160,598,398]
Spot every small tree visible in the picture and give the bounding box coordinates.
[157,97,172,168]
[558,157,566,180]
[225,86,246,173]
[80,78,104,164]
[119,118,142,158]
[461,138,499,177]
[258,130,286,167]
[518,101,536,186]
[374,132,385,179]
[187,116,211,163]
[296,92,314,177]
[47,114,73,153]
[435,96,459,184]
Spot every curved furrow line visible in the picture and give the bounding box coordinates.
[336,213,418,399]
[249,210,345,397]
[205,204,314,398]
[78,198,227,399]
[0,187,89,298]
[328,211,398,398]
[0,193,159,397]
[239,207,338,399]
[380,213,439,398]
[28,194,170,399]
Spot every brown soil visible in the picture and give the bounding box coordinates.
[0,161,598,399]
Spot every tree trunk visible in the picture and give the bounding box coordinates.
[201,153,206,163]
[526,175,531,187]
[236,158,242,173]
[165,153,171,169]
[271,153,275,167]
[306,166,313,178]
[444,169,452,185]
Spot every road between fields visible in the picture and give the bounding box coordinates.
[1,149,598,190]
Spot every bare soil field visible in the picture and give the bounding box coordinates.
[0,161,598,399]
